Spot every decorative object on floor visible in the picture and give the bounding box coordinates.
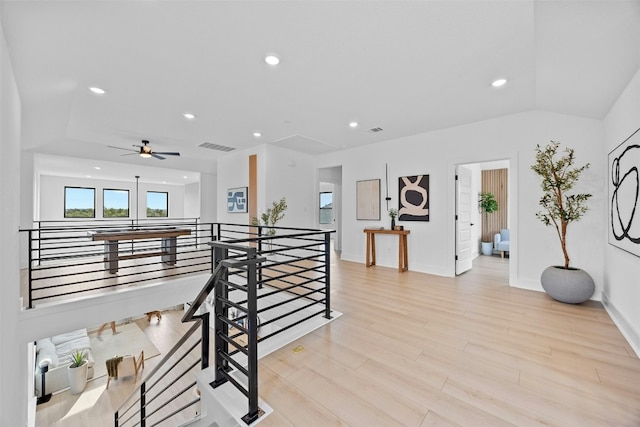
[356,179,381,220]
[106,350,144,389]
[398,175,429,221]
[145,310,163,322]
[67,349,88,395]
[479,192,499,255]
[388,208,398,230]
[251,197,287,236]
[532,141,594,303]
[89,323,160,379]
[608,126,640,257]
[227,187,248,213]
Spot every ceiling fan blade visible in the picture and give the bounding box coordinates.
[153,152,181,156]
[151,153,166,160]
[120,152,138,156]
[108,145,137,153]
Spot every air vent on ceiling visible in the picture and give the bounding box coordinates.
[369,127,384,133]
[198,142,235,152]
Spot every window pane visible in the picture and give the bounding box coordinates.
[65,187,95,218]
[319,192,333,224]
[103,189,130,218]
[147,191,168,217]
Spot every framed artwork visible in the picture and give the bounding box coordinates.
[399,174,429,221]
[356,179,380,220]
[227,187,248,213]
[608,127,640,257]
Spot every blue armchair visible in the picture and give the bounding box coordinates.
[494,229,510,258]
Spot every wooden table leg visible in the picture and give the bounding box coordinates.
[105,241,118,273]
[371,233,376,266]
[365,232,376,267]
[161,236,177,265]
[402,234,408,272]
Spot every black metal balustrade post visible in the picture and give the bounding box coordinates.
[212,245,230,387]
[201,312,210,369]
[140,382,146,427]
[243,247,260,424]
[324,231,332,319]
[28,230,33,309]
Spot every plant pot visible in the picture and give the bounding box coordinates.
[67,361,88,395]
[540,266,595,304]
[481,242,493,256]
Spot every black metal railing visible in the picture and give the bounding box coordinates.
[19,218,214,308]
[114,225,333,426]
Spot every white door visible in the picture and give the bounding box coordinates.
[456,166,473,275]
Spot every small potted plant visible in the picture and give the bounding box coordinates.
[479,192,498,255]
[67,349,88,395]
[251,197,288,236]
[251,197,288,254]
[388,208,398,229]
[531,141,594,303]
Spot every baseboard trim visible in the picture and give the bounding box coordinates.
[602,292,640,358]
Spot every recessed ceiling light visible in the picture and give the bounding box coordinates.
[183,113,196,120]
[265,54,280,66]
[89,87,106,95]
[183,176,188,179]
[349,121,359,128]
[491,78,508,88]
[253,132,262,137]
[86,175,91,178]
[93,166,101,170]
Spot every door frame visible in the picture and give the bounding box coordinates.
[448,154,516,284]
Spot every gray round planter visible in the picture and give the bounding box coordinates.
[540,266,595,304]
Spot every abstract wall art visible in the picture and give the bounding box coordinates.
[399,174,429,221]
[356,179,380,220]
[227,187,248,213]
[609,127,640,257]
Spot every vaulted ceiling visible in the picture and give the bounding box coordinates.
[1,0,639,179]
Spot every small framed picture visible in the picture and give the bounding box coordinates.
[227,187,248,213]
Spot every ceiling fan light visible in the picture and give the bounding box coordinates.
[140,153,152,158]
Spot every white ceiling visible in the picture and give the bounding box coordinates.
[1,1,639,180]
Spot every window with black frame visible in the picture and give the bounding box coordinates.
[103,189,130,218]
[319,192,333,224]
[64,187,95,218]
[147,191,168,217]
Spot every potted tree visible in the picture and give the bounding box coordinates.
[67,349,88,395]
[531,141,594,303]
[479,192,498,255]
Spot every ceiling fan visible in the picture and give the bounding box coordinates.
[108,140,181,160]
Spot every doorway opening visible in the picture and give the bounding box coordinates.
[455,159,510,276]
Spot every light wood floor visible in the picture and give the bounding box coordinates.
[36,254,640,426]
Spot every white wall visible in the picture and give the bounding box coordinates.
[603,66,640,355]
[200,172,217,222]
[37,175,186,221]
[264,145,316,229]
[0,14,29,425]
[317,110,605,298]
[184,181,201,219]
[217,144,316,229]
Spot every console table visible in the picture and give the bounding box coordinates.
[363,228,410,272]
[89,228,191,273]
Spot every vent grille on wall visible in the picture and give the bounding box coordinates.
[198,142,235,152]
[369,127,384,133]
